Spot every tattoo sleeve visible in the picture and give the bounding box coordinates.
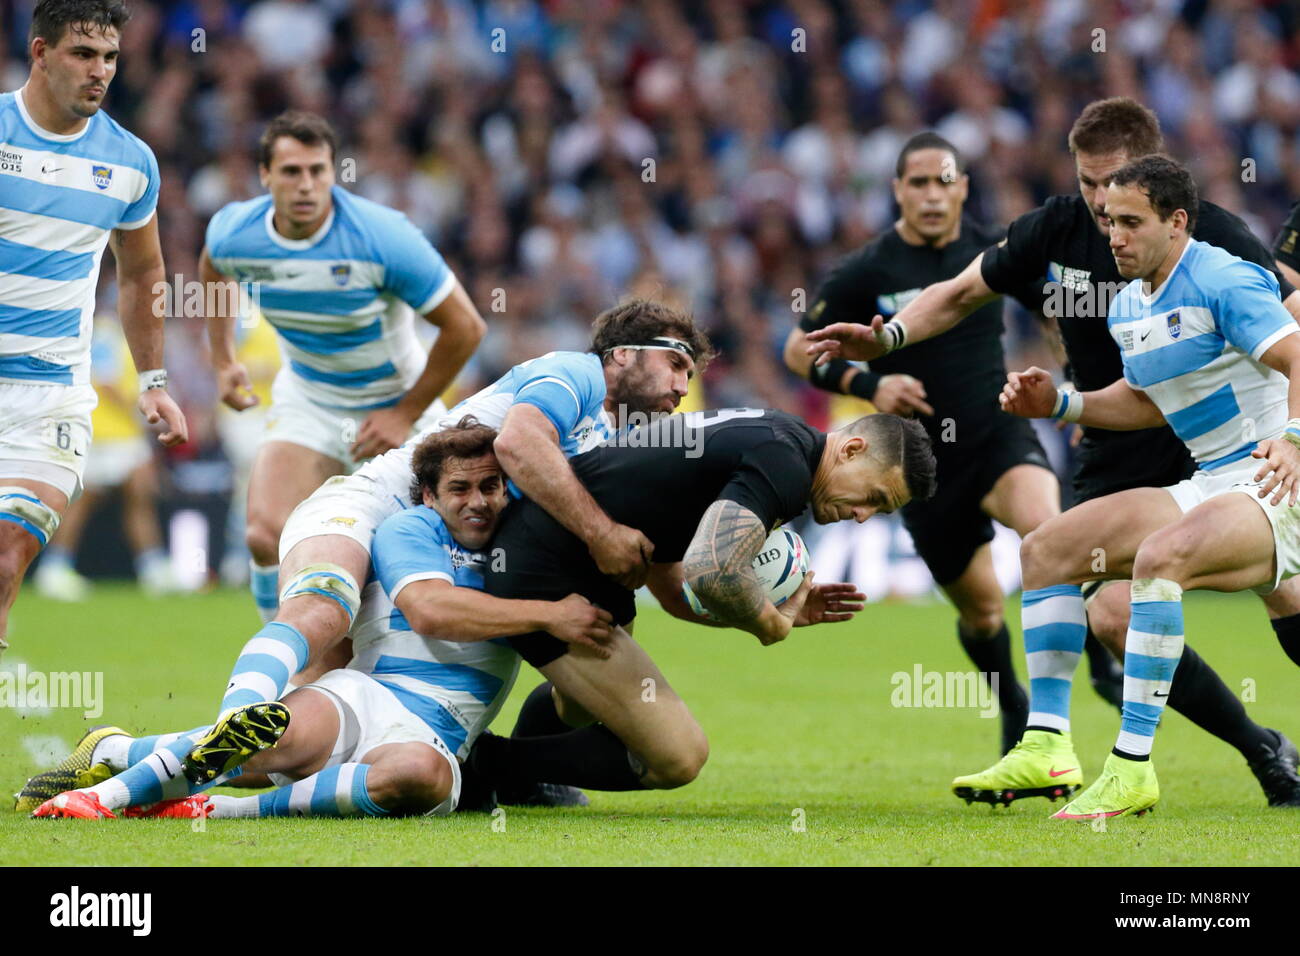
[680,500,769,628]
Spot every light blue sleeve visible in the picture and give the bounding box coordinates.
[1218,260,1295,360]
[119,140,160,229]
[511,353,602,438]
[374,210,455,313]
[372,507,456,599]
[203,203,241,270]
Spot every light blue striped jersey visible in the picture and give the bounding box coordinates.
[442,350,612,455]
[0,89,159,386]
[349,504,519,759]
[205,186,456,410]
[1109,238,1297,472]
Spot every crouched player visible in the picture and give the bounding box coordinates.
[26,421,611,818]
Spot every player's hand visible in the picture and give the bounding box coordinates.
[999,367,1058,419]
[215,362,258,411]
[759,571,816,645]
[138,388,188,446]
[591,522,654,589]
[805,316,889,363]
[351,406,418,460]
[545,594,615,658]
[1053,420,1084,447]
[793,581,866,626]
[871,374,934,417]
[1252,438,1300,506]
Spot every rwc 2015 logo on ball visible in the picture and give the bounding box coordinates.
[91,165,113,190]
[1166,310,1181,340]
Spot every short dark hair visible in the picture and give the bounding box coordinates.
[589,299,715,372]
[842,414,938,503]
[30,0,130,48]
[409,416,500,504]
[894,131,964,180]
[1110,154,1199,231]
[1067,97,1163,160]
[258,111,338,169]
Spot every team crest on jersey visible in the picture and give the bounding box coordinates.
[331,264,351,286]
[91,165,112,190]
[1166,311,1181,340]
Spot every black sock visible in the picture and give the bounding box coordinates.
[1271,613,1300,669]
[1084,628,1121,682]
[1165,644,1272,758]
[471,724,647,792]
[510,681,570,738]
[957,622,1028,753]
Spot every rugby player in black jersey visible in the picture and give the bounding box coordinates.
[785,132,1111,756]
[465,409,936,796]
[808,98,1300,808]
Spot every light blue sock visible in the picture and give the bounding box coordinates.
[250,562,280,623]
[221,621,309,711]
[1116,578,1185,758]
[208,763,388,818]
[1022,584,1086,733]
[85,730,239,811]
[43,545,73,568]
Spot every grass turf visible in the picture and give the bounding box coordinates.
[2,584,1295,866]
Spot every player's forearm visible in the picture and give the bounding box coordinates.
[1075,381,1166,431]
[495,424,615,545]
[118,271,167,371]
[785,328,876,398]
[681,500,780,638]
[200,251,239,368]
[893,257,997,347]
[402,587,554,642]
[646,562,728,627]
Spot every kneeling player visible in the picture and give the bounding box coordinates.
[28,421,611,819]
[465,409,932,796]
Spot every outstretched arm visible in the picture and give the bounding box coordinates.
[999,366,1165,430]
[804,253,998,364]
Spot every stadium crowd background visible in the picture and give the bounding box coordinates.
[5,0,1299,593]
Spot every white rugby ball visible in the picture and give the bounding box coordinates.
[682,527,810,620]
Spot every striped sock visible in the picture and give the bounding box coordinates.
[118,726,209,771]
[250,562,280,623]
[85,730,238,810]
[1116,578,1185,758]
[207,763,389,818]
[1022,584,1086,733]
[221,621,309,711]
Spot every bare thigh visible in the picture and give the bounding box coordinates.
[245,442,344,563]
[540,626,708,789]
[243,685,340,779]
[981,463,1061,537]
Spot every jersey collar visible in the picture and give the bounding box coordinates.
[14,85,91,143]
[1138,238,1193,306]
[263,201,335,251]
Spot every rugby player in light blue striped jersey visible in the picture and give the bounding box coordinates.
[0,0,188,659]
[199,111,485,625]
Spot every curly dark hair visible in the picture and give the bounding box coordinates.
[30,0,129,47]
[408,416,500,504]
[1110,154,1199,232]
[589,299,715,373]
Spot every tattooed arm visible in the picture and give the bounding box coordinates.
[680,500,799,644]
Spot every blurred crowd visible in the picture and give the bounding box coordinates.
[6,0,1300,586]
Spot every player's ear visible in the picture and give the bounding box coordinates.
[421,484,438,507]
[841,435,867,462]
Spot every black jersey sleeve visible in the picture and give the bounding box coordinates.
[717,440,814,530]
[1197,201,1296,299]
[980,199,1063,301]
[800,253,878,332]
[1273,201,1300,274]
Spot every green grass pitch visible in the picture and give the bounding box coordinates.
[2,584,1295,866]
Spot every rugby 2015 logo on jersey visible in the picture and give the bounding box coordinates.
[877,287,922,316]
[331,264,351,286]
[91,164,113,190]
[1166,310,1181,339]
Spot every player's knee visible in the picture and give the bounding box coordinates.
[648,728,709,790]
[1087,596,1128,658]
[370,749,453,815]
[1131,531,1195,585]
[245,519,282,566]
[0,487,60,557]
[1019,525,1069,586]
[279,563,361,627]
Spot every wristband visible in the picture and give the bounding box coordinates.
[1282,418,1300,450]
[847,368,881,401]
[1049,387,1084,423]
[809,357,880,401]
[138,369,168,392]
[878,319,908,354]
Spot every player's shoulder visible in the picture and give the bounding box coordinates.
[1185,238,1273,292]
[81,109,158,176]
[520,349,601,381]
[380,503,447,538]
[331,187,427,250]
[205,195,273,251]
[1020,193,1084,231]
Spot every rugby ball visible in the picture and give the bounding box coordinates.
[682,527,810,620]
